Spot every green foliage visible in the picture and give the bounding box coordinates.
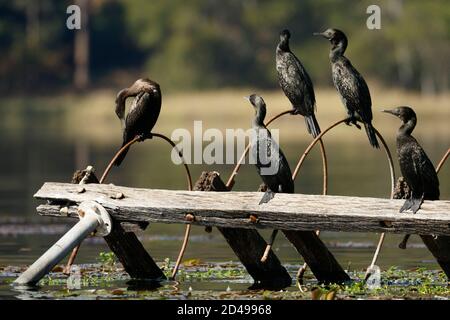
[0,0,448,93]
[97,251,117,271]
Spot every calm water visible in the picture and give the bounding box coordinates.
[0,100,448,299]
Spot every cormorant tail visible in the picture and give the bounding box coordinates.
[305,115,321,138]
[364,122,380,149]
[113,143,130,166]
[259,190,275,205]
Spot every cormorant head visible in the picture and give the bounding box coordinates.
[244,94,266,109]
[280,29,291,41]
[314,28,347,48]
[114,78,161,121]
[137,78,161,96]
[382,106,417,123]
[244,94,267,122]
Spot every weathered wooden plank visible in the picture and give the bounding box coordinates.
[35,182,450,236]
[193,171,292,289]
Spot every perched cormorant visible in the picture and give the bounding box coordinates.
[314,28,379,148]
[382,107,440,213]
[114,78,162,166]
[245,94,294,203]
[276,29,321,138]
[245,94,294,261]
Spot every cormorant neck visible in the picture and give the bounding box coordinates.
[329,39,347,62]
[115,89,128,119]
[278,38,290,52]
[398,118,416,136]
[253,105,266,127]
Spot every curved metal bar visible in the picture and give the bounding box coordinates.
[291,119,346,181]
[285,118,396,284]
[436,148,449,174]
[363,127,397,281]
[293,119,346,285]
[100,132,194,280]
[152,133,193,191]
[149,134,193,280]
[99,136,141,183]
[65,133,193,281]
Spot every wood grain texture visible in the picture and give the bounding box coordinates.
[35,182,450,235]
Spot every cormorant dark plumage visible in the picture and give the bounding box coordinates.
[314,28,379,148]
[382,106,440,213]
[245,94,294,204]
[276,29,321,138]
[114,78,162,166]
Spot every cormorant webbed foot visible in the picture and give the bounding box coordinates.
[400,198,413,213]
[345,116,361,129]
[259,190,275,205]
[410,197,424,214]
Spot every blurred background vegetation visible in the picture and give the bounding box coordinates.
[0,0,449,94]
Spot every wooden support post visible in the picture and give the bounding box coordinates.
[71,168,165,281]
[193,172,292,289]
[104,222,165,280]
[282,231,350,284]
[420,235,450,278]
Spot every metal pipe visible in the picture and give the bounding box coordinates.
[14,201,111,286]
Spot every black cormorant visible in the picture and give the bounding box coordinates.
[245,94,294,203]
[276,29,321,138]
[382,106,439,213]
[114,78,162,166]
[314,28,379,148]
[245,94,294,260]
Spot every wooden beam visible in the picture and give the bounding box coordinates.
[420,235,450,278]
[193,172,292,289]
[104,222,166,280]
[282,230,350,283]
[35,182,450,236]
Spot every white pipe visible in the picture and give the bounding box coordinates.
[14,201,111,286]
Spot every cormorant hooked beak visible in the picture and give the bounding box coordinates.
[243,96,251,102]
[381,109,396,116]
[313,32,326,38]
